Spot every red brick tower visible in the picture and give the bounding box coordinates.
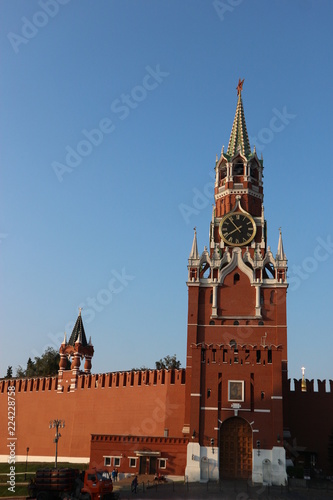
[184,80,288,485]
[58,309,94,392]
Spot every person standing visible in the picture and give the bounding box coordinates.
[131,475,138,493]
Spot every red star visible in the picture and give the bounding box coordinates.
[236,78,245,95]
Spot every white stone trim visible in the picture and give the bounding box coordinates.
[219,247,254,284]
[271,396,283,400]
[221,407,251,411]
[185,445,287,485]
[191,393,201,397]
[254,409,270,413]
[200,407,218,410]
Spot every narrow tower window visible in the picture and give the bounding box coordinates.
[234,273,240,284]
[230,339,237,352]
[268,349,272,364]
[233,161,244,176]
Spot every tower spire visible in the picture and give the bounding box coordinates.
[226,78,251,158]
[277,227,286,261]
[189,227,199,260]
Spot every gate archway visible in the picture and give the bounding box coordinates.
[219,417,252,479]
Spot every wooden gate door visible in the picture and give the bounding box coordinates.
[139,457,146,475]
[220,417,252,479]
[149,457,157,475]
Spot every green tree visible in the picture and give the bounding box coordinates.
[4,366,13,379]
[155,354,181,370]
[16,348,69,378]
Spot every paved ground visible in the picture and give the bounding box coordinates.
[113,475,333,500]
[2,475,333,499]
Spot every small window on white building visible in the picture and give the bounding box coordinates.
[113,457,121,467]
[104,457,111,467]
[129,457,137,468]
[158,458,166,469]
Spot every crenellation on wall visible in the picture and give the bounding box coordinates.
[287,378,333,393]
[0,376,59,394]
[0,368,186,399]
[191,343,282,367]
[91,434,188,446]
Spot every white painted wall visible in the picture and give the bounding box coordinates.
[185,443,287,485]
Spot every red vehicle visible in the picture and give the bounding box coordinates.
[28,467,116,500]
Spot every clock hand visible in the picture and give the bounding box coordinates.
[226,226,242,236]
[229,218,242,232]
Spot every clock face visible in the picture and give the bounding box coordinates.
[219,212,256,246]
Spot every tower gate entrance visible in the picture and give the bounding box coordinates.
[220,417,252,480]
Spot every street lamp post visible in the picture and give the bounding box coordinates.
[49,419,65,468]
[25,447,29,480]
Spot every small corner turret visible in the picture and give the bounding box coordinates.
[58,309,94,392]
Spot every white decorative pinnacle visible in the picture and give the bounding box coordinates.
[276,227,286,261]
[76,331,82,344]
[189,227,199,260]
[212,244,220,262]
[62,332,67,345]
[88,336,92,346]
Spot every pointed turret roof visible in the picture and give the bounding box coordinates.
[189,228,199,260]
[68,309,88,347]
[276,227,286,261]
[226,79,251,159]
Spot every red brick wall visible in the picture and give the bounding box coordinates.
[283,379,333,473]
[90,435,188,476]
[0,369,186,462]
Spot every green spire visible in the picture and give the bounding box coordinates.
[226,79,251,159]
[68,308,88,347]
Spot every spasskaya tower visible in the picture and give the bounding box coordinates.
[183,80,288,485]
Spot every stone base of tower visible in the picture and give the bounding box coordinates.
[185,443,287,485]
[252,447,287,486]
[185,443,219,482]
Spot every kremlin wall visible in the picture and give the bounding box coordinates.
[1,348,332,476]
[1,83,333,483]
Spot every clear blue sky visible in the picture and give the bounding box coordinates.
[1,0,332,384]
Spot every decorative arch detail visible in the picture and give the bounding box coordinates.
[219,248,254,284]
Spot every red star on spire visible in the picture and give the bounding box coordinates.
[236,78,245,95]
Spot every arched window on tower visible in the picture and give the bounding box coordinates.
[220,165,227,184]
[250,162,258,182]
[200,263,211,279]
[233,161,244,176]
[230,339,238,353]
[234,273,240,285]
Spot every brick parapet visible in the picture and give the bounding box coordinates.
[0,368,186,394]
[285,378,333,393]
[91,434,188,445]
